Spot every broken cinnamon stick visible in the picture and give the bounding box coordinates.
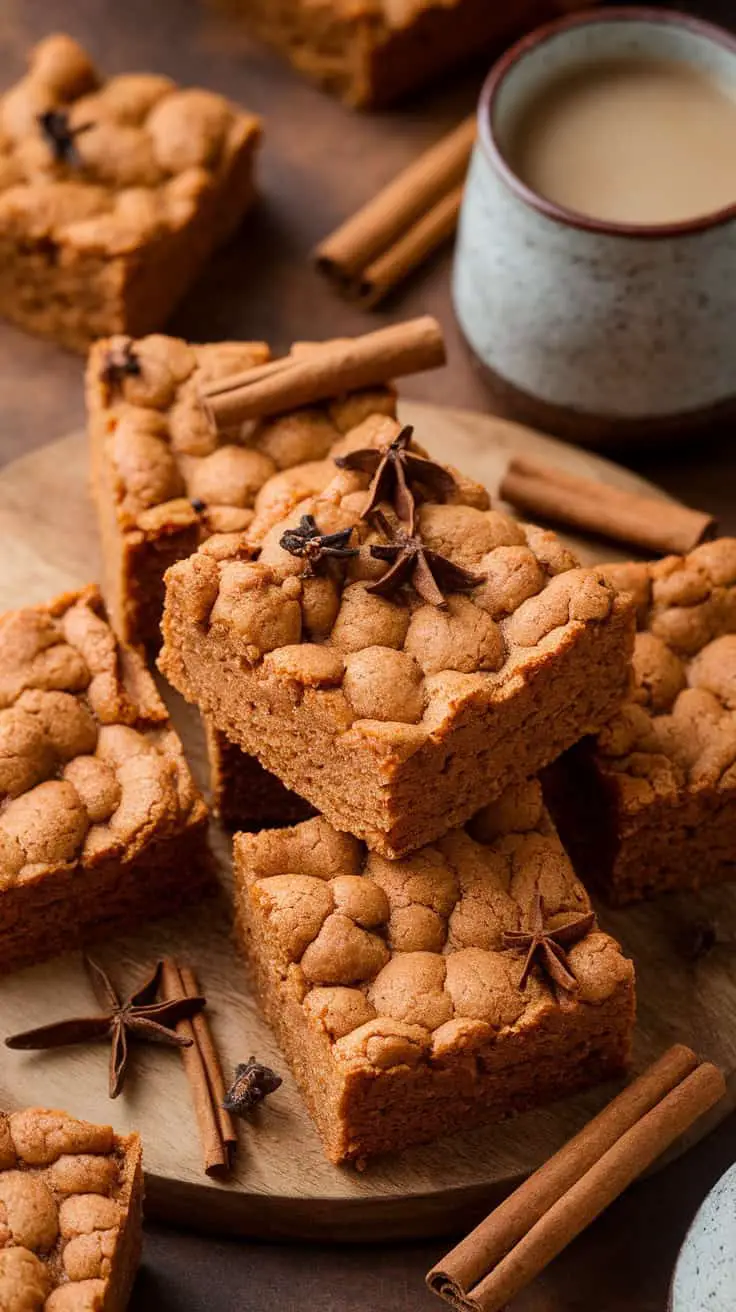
[428,1048,725,1312]
[499,454,716,557]
[201,316,445,431]
[315,116,475,305]
[161,958,230,1178]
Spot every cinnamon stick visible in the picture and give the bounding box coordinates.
[201,316,445,431]
[180,965,238,1166]
[315,116,475,305]
[428,1049,725,1312]
[161,959,230,1178]
[499,455,716,557]
[356,185,464,310]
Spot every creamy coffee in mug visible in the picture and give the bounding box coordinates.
[506,56,736,225]
[453,9,736,441]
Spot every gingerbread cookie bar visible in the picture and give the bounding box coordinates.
[546,539,736,905]
[0,1107,142,1312]
[234,784,635,1163]
[160,415,635,858]
[0,585,209,975]
[86,332,398,645]
[232,0,597,108]
[0,34,261,351]
[205,718,314,830]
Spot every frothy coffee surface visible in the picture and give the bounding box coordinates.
[506,57,736,225]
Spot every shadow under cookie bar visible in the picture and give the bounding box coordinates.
[0,36,261,352]
[204,717,314,830]
[159,412,635,858]
[226,0,599,108]
[0,1107,143,1310]
[0,585,211,976]
[232,784,635,1165]
[86,332,398,646]
[544,540,736,905]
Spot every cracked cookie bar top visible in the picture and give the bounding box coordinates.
[233,784,635,1163]
[0,34,261,351]
[546,539,736,904]
[0,1107,142,1312]
[86,331,397,646]
[159,415,636,857]
[0,585,209,975]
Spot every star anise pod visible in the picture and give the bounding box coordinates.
[38,109,93,166]
[279,513,359,577]
[334,424,457,526]
[5,958,206,1098]
[502,892,596,996]
[99,337,142,396]
[367,509,483,609]
[222,1057,282,1115]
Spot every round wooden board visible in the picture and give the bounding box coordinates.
[0,401,733,1242]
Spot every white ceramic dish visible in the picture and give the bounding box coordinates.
[670,1163,736,1311]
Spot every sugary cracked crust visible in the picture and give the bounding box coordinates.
[0,34,260,260]
[0,1107,141,1312]
[235,782,633,1072]
[593,540,736,812]
[162,412,629,750]
[87,332,397,549]
[0,585,205,889]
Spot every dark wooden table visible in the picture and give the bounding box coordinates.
[1,1,734,1307]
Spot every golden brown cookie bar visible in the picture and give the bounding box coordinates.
[0,585,209,975]
[0,1107,142,1312]
[545,539,736,905]
[204,719,314,830]
[159,415,635,857]
[234,784,636,1163]
[86,331,397,645]
[0,34,261,351]
[231,0,597,108]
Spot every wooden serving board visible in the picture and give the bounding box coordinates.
[0,401,734,1242]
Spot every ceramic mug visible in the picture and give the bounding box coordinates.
[453,7,736,445]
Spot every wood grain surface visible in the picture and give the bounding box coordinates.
[1,403,733,1242]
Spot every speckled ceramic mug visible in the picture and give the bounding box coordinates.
[453,8,736,445]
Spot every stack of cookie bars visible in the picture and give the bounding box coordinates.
[81,313,641,1165]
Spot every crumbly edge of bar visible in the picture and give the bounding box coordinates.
[235,0,561,107]
[161,570,634,855]
[545,744,736,905]
[0,817,211,976]
[0,1109,143,1305]
[231,798,635,1159]
[0,129,258,352]
[236,871,634,1163]
[0,584,208,897]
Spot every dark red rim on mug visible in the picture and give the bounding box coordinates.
[478,5,736,238]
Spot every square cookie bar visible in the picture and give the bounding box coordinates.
[0,585,209,975]
[160,415,635,858]
[234,784,636,1163]
[546,539,736,904]
[232,0,597,108]
[0,1107,142,1312]
[205,718,314,830]
[0,35,261,351]
[87,332,397,645]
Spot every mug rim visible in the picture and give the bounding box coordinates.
[478,5,736,239]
